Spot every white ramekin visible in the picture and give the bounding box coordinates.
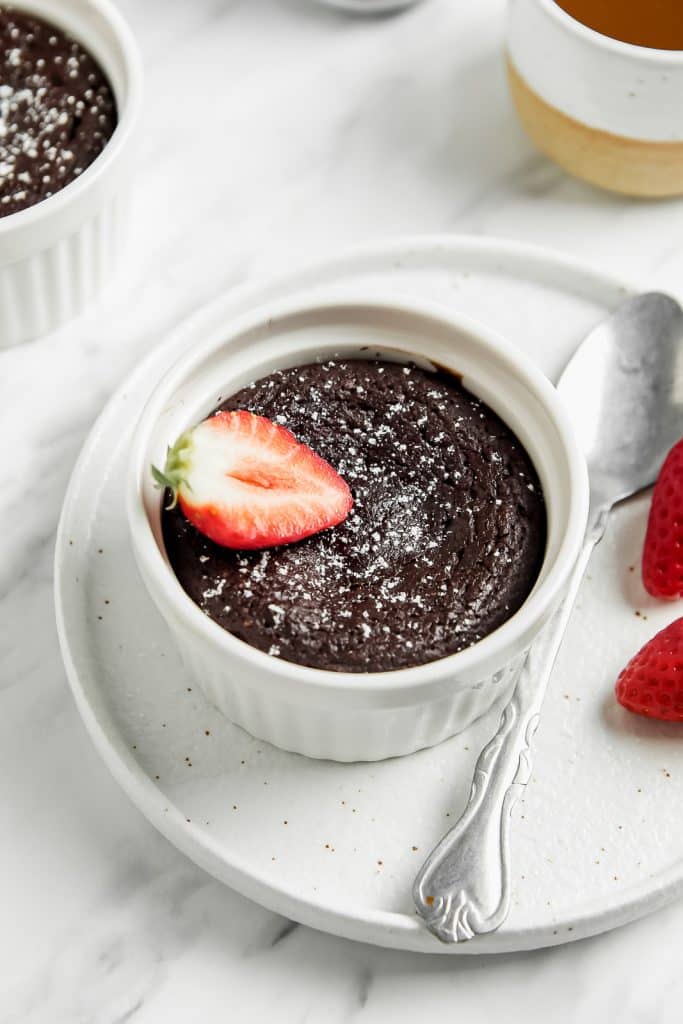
[127,295,589,762]
[0,0,142,348]
[507,0,683,196]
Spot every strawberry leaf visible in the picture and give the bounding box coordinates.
[151,431,194,510]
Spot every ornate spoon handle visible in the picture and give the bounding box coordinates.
[413,533,598,943]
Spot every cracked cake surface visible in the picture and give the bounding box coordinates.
[162,359,546,673]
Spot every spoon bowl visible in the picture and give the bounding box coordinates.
[558,292,683,513]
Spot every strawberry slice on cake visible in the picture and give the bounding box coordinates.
[152,410,353,550]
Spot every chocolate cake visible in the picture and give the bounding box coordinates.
[162,360,547,673]
[0,5,117,217]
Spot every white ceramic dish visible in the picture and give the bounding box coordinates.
[127,296,588,762]
[507,0,683,196]
[0,0,143,348]
[56,235,683,954]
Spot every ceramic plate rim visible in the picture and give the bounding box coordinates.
[56,233,683,955]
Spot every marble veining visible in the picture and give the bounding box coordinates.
[4,0,683,1021]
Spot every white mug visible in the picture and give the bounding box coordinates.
[507,0,683,196]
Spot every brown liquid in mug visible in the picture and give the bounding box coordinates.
[554,0,683,50]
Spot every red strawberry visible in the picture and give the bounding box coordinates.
[642,438,683,599]
[615,618,683,721]
[152,410,353,549]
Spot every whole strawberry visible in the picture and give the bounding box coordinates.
[615,618,683,721]
[642,438,683,599]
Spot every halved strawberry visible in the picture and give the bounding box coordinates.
[152,410,353,549]
[642,438,683,599]
[615,617,683,721]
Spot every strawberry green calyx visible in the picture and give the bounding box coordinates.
[151,430,194,510]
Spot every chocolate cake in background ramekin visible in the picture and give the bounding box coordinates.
[129,297,588,761]
[162,360,546,673]
[0,6,117,217]
[0,0,141,347]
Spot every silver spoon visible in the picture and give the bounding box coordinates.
[413,291,683,944]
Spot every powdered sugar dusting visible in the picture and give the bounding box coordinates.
[163,360,546,673]
[0,6,116,216]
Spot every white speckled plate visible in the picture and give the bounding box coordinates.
[55,236,683,954]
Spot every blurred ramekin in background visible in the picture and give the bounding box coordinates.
[0,0,142,348]
[314,0,424,14]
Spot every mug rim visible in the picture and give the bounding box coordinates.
[538,0,683,63]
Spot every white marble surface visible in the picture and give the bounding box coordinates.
[4,0,683,1020]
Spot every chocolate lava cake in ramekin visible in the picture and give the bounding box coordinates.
[0,5,117,217]
[0,0,141,347]
[128,298,588,760]
[161,359,546,674]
